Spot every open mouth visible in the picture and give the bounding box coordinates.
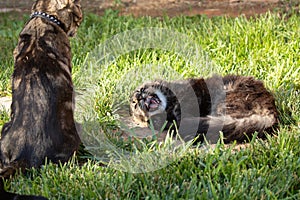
[144,95,161,111]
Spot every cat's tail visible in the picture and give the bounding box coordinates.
[178,114,278,143]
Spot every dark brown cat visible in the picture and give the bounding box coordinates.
[0,0,82,198]
[130,75,278,143]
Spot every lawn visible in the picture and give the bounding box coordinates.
[0,9,300,199]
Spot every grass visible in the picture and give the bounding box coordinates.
[0,9,300,199]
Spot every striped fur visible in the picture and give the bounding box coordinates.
[130,75,278,143]
[0,0,82,198]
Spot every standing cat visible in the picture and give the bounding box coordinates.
[130,75,278,143]
[0,0,82,198]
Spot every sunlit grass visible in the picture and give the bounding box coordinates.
[0,9,299,199]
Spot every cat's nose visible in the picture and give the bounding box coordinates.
[141,93,148,98]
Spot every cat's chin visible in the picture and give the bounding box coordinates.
[148,107,166,117]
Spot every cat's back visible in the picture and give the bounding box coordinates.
[221,75,278,118]
[14,17,70,65]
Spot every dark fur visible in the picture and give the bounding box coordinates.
[130,75,279,143]
[0,0,82,198]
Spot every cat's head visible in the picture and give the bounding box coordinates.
[32,0,82,36]
[129,81,170,126]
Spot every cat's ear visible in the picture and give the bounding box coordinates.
[72,0,81,4]
[66,0,82,36]
[70,0,82,24]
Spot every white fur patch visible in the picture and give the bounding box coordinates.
[148,89,167,116]
[155,90,167,109]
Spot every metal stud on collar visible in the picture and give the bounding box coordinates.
[30,11,65,31]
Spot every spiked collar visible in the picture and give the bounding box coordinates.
[30,11,66,33]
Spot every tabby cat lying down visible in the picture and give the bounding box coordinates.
[130,75,278,143]
[0,0,82,198]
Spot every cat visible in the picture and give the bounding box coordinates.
[130,75,278,143]
[0,0,82,198]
